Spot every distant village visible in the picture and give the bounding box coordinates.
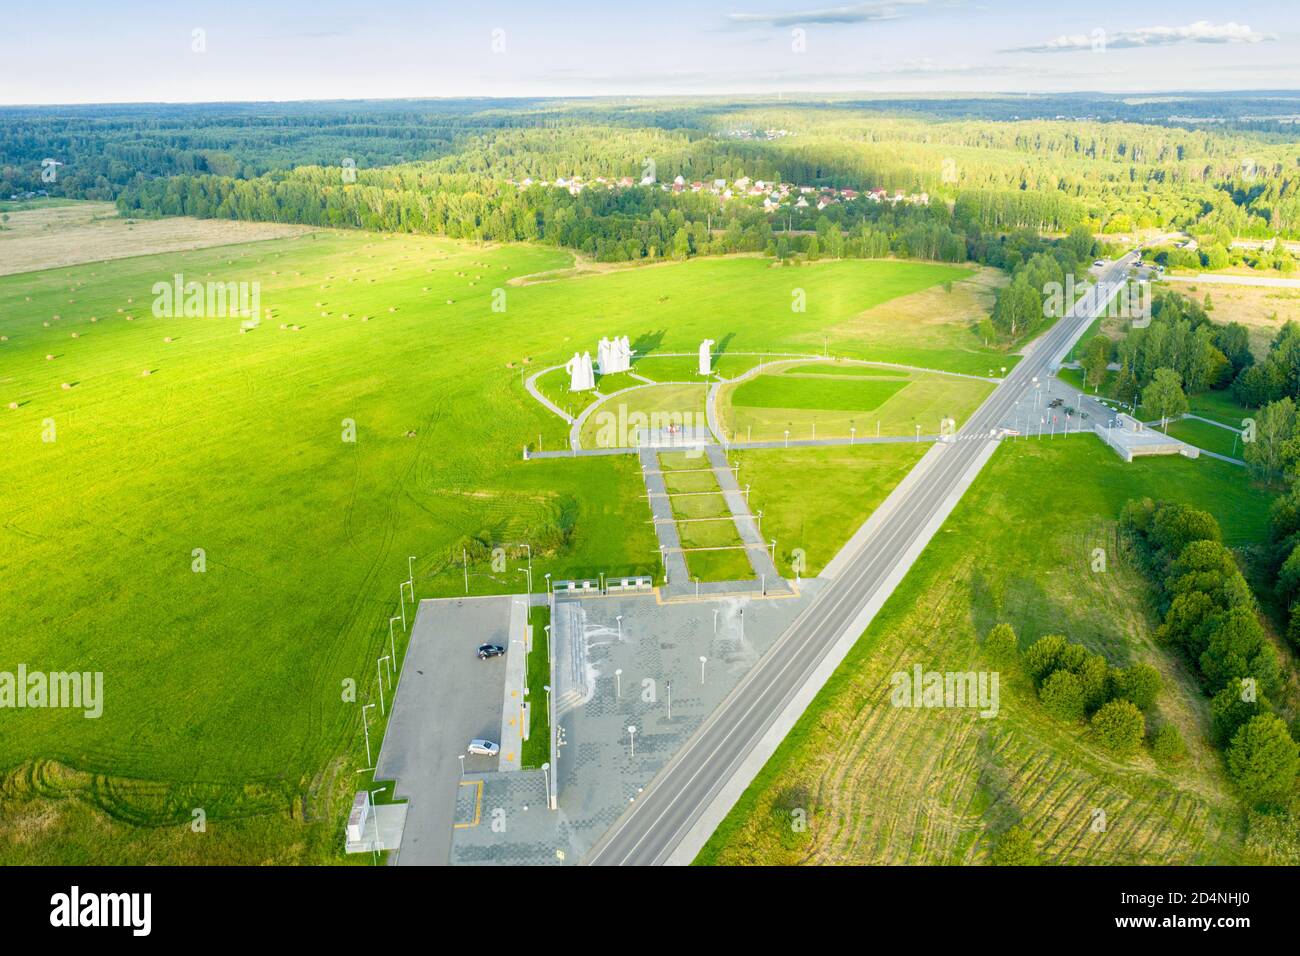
[508,174,930,211]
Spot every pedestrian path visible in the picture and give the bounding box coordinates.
[705,445,789,593]
[497,596,530,772]
[638,446,690,586]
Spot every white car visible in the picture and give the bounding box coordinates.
[467,739,499,757]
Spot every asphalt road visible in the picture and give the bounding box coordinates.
[584,253,1138,866]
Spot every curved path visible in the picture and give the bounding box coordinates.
[528,352,1003,452]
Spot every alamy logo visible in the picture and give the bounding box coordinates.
[890,664,999,718]
[592,404,708,453]
[152,274,261,326]
[1043,277,1150,325]
[50,886,150,936]
[0,665,103,718]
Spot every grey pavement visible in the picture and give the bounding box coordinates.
[705,444,787,590]
[450,585,822,865]
[637,447,688,586]
[375,595,513,865]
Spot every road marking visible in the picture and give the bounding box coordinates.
[454,779,483,829]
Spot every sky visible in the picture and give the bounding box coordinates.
[3,0,1299,105]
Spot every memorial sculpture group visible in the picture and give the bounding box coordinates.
[567,335,633,391]
[566,336,714,392]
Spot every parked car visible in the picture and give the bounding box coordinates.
[1093,259,1105,267]
[1047,397,1064,408]
[467,739,499,757]
[477,643,505,659]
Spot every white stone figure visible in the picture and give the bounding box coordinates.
[597,336,612,375]
[581,351,595,390]
[698,339,715,376]
[567,352,593,392]
[617,335,632,372]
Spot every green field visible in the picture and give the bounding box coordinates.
[699,439,1270,865]
[579,383,708,449]
[781,362,912,377]
[734,443,929,577]
[721,366,994,441]
[0,229,1006,862]
[732,375,908,412]
[1166,418,1245,459]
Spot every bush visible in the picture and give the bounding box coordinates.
[1113,663,1162,711]
[1023,634,1068,685]
[1040,670,1085,722]
[1209,678,1267,748]
[1076,655,1111,713]
[1226,714,1300,805]
[984,623,1018,663]
[990,825,1040,866]
[1091,700,1146,758]
[1150,724,1186,763]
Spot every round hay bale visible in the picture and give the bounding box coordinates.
[45,354,54,361]
[70,331,79,339]
[90,316,97,322]
[446,299,454,305]
[43,321,50,328]
[141,369,152,377]
[164,336,173,343]
[61,382,72,390]
[0,335,7,342]
[7,402,17,410]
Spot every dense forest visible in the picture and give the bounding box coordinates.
[4,96,1300,238]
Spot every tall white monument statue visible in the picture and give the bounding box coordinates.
[698,339,715,376]
[597,337,613,375]
[612,335,631,372]
[567,351,595,392]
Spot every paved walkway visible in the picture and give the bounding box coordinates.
[638,447,689,586]
[705,444,788,592]
[497,596,530,772]
[524,367,574,424]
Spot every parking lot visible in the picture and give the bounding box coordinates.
[375,595,514,865]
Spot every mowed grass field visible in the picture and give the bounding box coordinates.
[698,439,1269,865]
[734,443,929,578]
[721,363,994,441]
[0,231,999,862]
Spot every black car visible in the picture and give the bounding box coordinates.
[1047,397,1064,409]
[477,643,505,659]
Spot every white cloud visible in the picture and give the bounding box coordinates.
[1005,20,1275,54]
[726,1,928,27]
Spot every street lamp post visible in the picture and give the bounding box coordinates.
[361,703,375,767]
[699,655,707,683]
[388,615,401,669]
[377,657,388,715]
